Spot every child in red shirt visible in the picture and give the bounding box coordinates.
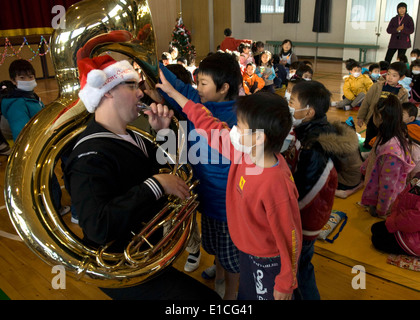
[157,71,302,300]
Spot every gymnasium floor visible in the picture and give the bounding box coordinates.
[0,59,419,300]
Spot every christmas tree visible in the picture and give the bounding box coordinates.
[170,15,196,64]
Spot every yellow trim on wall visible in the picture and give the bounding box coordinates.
[0,27,54,38]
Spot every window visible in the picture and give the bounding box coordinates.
[261,0,285,14]
[350,0,377,22]
[385,0,414,22]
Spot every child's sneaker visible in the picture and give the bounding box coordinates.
[71,216,79,224]
[184,251,201,272]
[201,264,216,280]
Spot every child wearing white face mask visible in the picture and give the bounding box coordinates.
[283,80,362,299]
[1,59,69,217]
[334,61,373,110]
[1,59,44,141]
[157,71,302,301]
[410,49,420,62]
[410,59,420,102]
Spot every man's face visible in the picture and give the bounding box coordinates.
[111,81,144,123]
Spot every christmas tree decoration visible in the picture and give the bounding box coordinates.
[170,14,196,64]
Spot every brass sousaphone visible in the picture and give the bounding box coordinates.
[5,0,198,288]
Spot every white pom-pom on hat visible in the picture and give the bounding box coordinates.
[86,69,107,88]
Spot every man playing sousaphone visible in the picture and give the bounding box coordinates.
[64,54,219,300]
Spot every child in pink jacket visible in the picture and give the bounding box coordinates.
[361,95,416,218]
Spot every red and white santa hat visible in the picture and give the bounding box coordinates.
[77,55,140,113]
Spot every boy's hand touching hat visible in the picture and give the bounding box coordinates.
[156,69,189,108]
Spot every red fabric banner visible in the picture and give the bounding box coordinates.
[0,0,81,36]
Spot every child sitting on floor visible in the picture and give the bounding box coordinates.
[255,50,276,93]
[334,60,373,111]
[360,95,416,218]
[369,63,381,83]
[357,62,409,150]
[242,63,265,95]
[295,64,313,81]
[409,59,420,103]
[371,172,420,257]
[410,49,420,62]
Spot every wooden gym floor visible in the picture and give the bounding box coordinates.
[0,59,419,300]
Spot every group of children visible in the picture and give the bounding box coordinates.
[329,52,420,263]
[2,39,420,301]
[335,49,420,112]
[153,44,372,300]
[155,40,420,300]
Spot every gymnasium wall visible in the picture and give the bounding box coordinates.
[231,0,347,59]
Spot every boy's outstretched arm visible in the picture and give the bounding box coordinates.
[156,69,235,161]
[155,69,190,109]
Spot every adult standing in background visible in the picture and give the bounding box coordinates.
[220,28,252,52]
[385,2,415,63]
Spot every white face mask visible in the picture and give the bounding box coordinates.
[412,70,420,75]
[352,72,361,78]
[411,57,418,61]
[371,73,381,80]
[229,125,255,155]
[287,72,295,80]
[280,132,294,153]
[17,80,37,92]
[285,91,291,102]
[289,106,309,127]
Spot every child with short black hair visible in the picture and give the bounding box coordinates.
[242,63,265,95]
[158,74,302,300]
[369,63,381,82]
[288,61,303,80]
[158,51,242,299]
[379,60,390,77]
[402,102,420,143]
[295,64,313,81]
[161,52,171,66]
[2,59,69,216]
[411,49,420,61]
[1,59,44,141]
[397,53,410,70]
[410,59,420,102]
[334,60,373,110]
[357,61,409,150]
[284,80,362,299]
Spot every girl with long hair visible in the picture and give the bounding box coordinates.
[361,95,416,218]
